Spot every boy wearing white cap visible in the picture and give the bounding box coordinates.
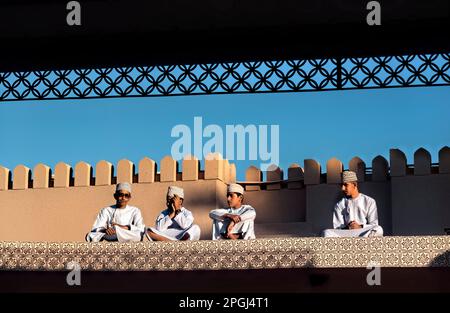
[209,183,256,240]
[322,171,384,237]
[86,182,146,242]
[146,186,201,241]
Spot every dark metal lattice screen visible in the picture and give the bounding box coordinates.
[1,54,449,101]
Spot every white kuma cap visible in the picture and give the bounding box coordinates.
[167,186,184,199]
[227,183,244,195]
[116,182,132,193]
[342,171,358,183]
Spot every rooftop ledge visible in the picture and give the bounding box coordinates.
[1,236,449,271]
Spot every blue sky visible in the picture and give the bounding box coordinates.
[0,86,449,181]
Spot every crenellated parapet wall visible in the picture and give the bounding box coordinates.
[0,153,236,191]
[241,146,450,188]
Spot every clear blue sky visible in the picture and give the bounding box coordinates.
[0,86,449,181]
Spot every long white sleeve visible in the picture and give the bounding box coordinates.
[209,209,229,221]
[156,210,173,231]
[239,206,256,222]
[86,208,111,242]
[130,208,146,233]
[90,208,110,232]
[173,208,194,230]
[333,203,346,229]
[209,206,256,222]
[363,198,379,227]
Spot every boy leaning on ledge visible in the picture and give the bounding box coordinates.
[209,183,256,240]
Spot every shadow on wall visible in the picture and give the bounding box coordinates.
[244,188,307,223]
[359,182,392,236]
[155,193,218,241]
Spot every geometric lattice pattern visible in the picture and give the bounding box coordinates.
[1,54,449,101]
[1,236,449,271]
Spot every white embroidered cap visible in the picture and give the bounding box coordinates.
[116,182,132,193]
[227,183,244,195]
[167,186,184,199]
[342,171,358,183]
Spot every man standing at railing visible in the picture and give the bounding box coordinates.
[322,171,383,238]
[209,183,256,240]
[86,182,146,242]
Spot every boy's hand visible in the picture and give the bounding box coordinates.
[106,227,116,235]
[348,221,363,229]
[227,220,235,236]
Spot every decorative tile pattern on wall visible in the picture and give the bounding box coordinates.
[0,236,449,271]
